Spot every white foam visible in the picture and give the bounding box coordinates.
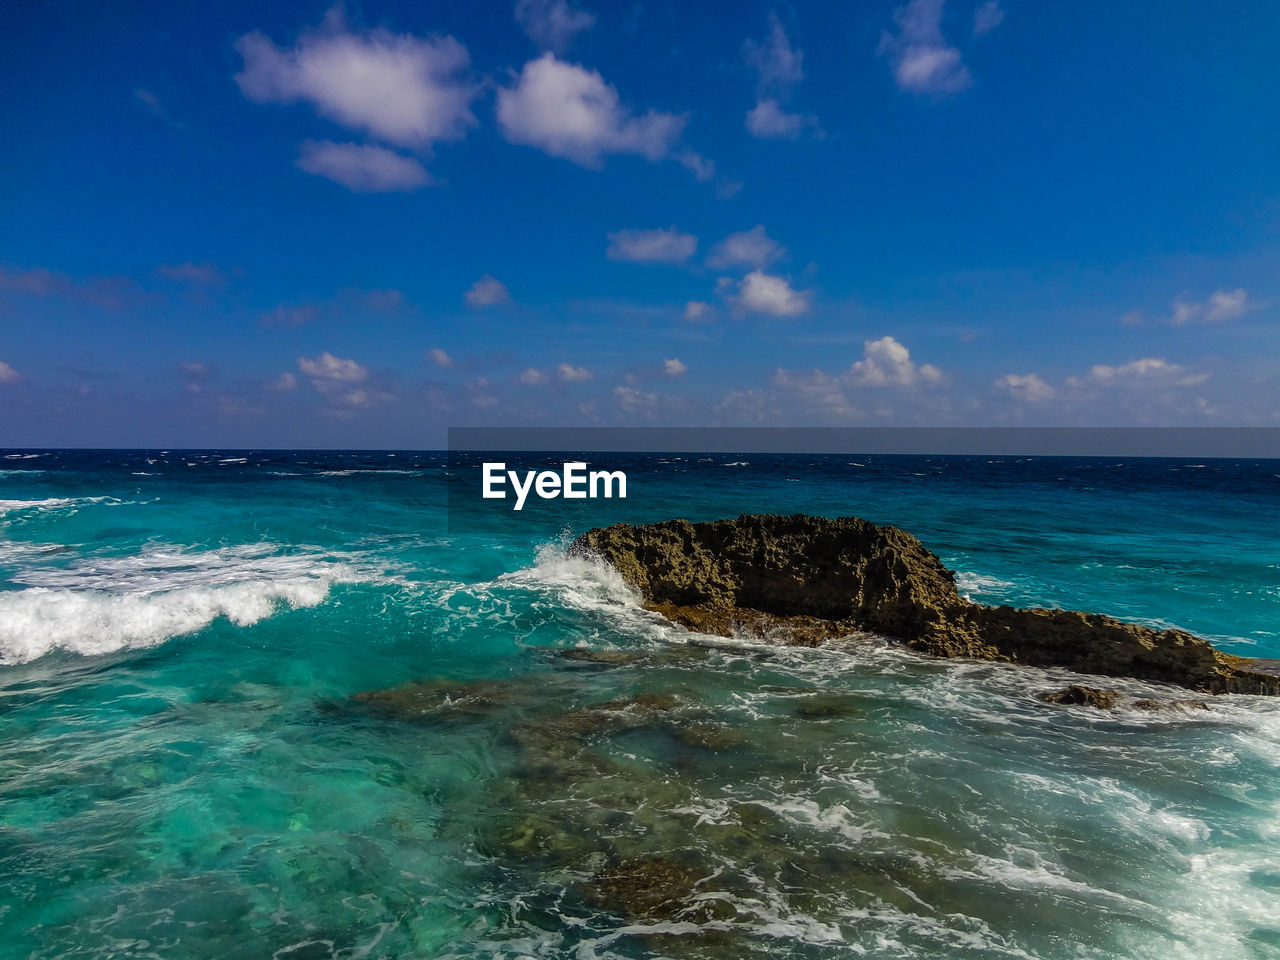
[0,542,385,665]
[952,569,1016,601]
[0,496,120,515]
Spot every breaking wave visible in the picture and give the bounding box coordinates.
[0,542,390,665]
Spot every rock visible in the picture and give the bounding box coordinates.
[581,855,704,920]
[551,648,647,666]
[351,677,515,722]
[573,514,964,644]
[1038,685,1121,709]
[1132,697,1209,712]
[571,514,1280,696]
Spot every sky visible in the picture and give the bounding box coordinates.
[1,0,1277,448]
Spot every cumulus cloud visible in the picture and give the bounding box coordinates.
[848,336,943,388]
[606,227,697,264]
[745,99,818,140]
[273,372,298,391]
[880,0,972,96]
[298,351,368,384]
[234,11,478,148]
[707,225,785,269]
[518,367,546,385]
[742,14,819,139]
[1071,357,1208,388]
[297,140,430,191]
[427,348,453,367]
[465,275,512,306]
[158,262,225,286]
[744,13,804,91]
[663,357,687,377]
[683,300,716,323]
[773,368,859,418]
[557,362,594,382]
[1204,289,1254,323]
[614,385,658,413]
[995,372,1054,402]
[676,149,716,182]
[515,0,595,53]
[0,360,21,384]
[973,1,1004,36]
[1160,288,1257,326]
[732,271,810,317]
[497,53,686,168]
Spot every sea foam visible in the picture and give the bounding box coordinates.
[0,543,381,665]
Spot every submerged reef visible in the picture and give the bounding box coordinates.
[572,514,1280,696]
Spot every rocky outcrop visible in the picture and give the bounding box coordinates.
[571,514,1280,696]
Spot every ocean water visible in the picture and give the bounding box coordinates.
[2,449,1279,959]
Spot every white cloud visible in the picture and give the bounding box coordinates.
[743,15,819,140]
[298,351,368,384]
[880,0,972,96]
[273,372,298,391]
[707,225,785,269]
[557,361,594,382]
[745,99,818,140]
[427,348,453,367]
[744,14,804,91]
[733,271,810,317]
[297,141,430,192]
[515,0,595,53]
[0,360,20,384]
[179,362,210,379]
[1073,357,1208,388]
[663,357,687,377]
[995,372,1054,402]
[683,300,716,323]
[1205,289,1252,323]
[614,385,658,412]
[465,275,512,306]
[606,227,697,264]
[848,336,943,388]
[773,368,859,418]
[973,1,1004,36]
[234,11,478,148]
[497,53,686,168]
[676,149,716,182]
[518,367,546,385]
[1162,288,1257,326]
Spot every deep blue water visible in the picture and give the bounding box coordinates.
[1,450,1279,959]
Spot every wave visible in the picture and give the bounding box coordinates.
[953,569,1018,602]
[0,542,390,666]
[0,497,108,515]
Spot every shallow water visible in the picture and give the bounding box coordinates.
[1,451,1278,959]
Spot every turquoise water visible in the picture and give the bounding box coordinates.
[2,450,1279,959]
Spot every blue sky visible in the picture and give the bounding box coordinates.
[1,0,1277,447]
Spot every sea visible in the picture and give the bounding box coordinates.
[1,449,1278,960]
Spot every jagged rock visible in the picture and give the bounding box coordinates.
[581,856,705,920]
[351,677,516,721]
[572,514,1280,696]
[1132,697,1210,712]
[1039,685,1121,709]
